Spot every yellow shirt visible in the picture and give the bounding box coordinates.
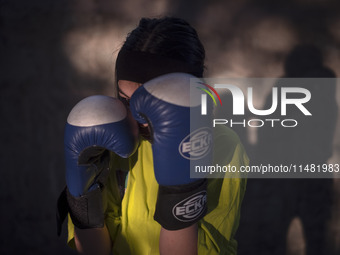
[67,125,248,254]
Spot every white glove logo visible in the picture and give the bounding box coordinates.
[172,191,207,222]
[179,127,212,160]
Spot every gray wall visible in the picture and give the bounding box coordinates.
[1,0,340,254]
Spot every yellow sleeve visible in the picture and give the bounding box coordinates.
[198,125,248,255]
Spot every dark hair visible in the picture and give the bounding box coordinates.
[121,17,205,74]
[115,17,205,89]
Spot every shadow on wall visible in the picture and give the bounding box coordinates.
[236,44,338,255]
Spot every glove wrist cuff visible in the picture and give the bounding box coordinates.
[154,179,207,230]
[66,187,105,229]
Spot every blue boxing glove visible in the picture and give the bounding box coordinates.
[130,73,212,230]
[57,95,138,234]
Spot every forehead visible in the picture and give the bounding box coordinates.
[118,80,140,88]
[117,80,141,99]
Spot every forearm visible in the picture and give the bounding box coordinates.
[159,223,198,255]
[74,224,112,255]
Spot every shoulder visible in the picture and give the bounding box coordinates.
[213,124,241,144]
[213,125,248,166]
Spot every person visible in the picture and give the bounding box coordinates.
[57,17,248,255]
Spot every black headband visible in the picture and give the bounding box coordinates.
[116,48,202,84]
